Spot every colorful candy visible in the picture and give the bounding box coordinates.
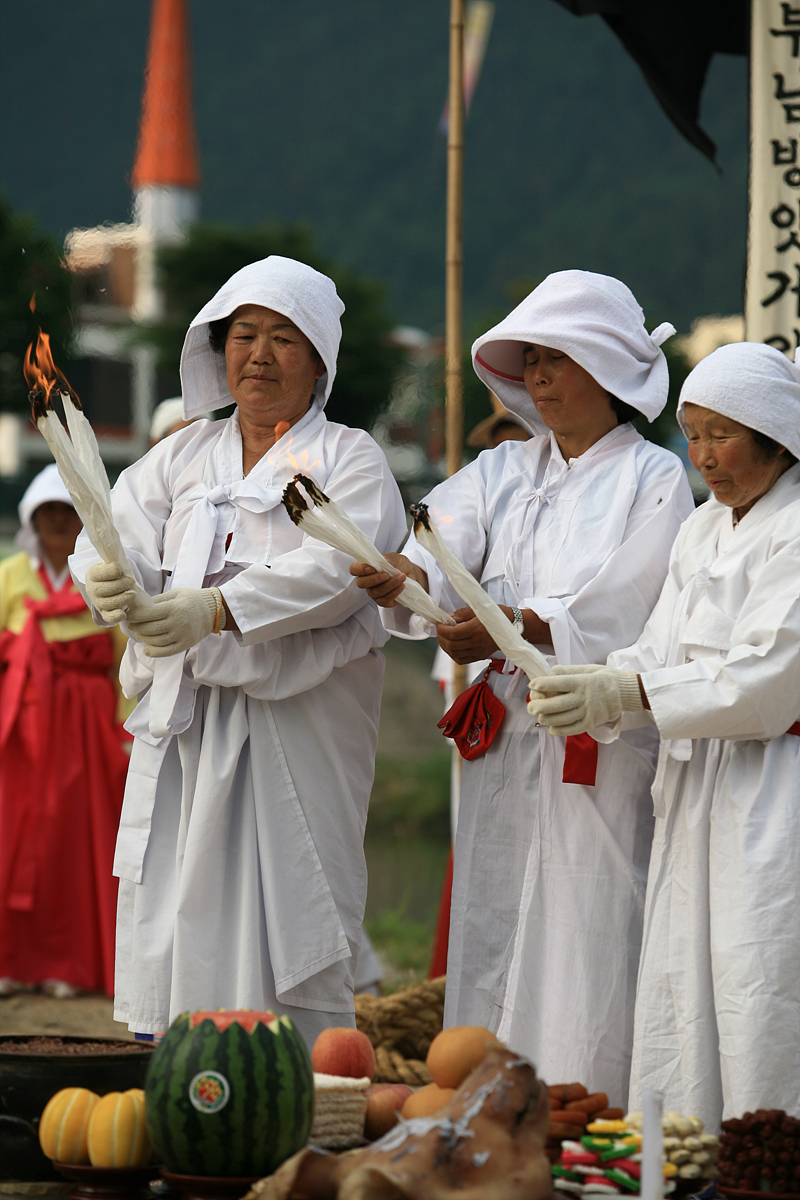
[553,1114,695,1196]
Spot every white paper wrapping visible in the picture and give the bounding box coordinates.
[283,474,455,627]
[36,398,151,611]
[411,503,552,680]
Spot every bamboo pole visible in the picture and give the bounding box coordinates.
[446,0,465,482]
[446,0,467,703]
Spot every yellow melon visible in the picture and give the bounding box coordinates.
[87,1088,152,1168]
[39,1087,100,1164]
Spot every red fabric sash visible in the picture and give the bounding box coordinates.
[561,731,599,787]
[438,658,598,785]
[563,719,800,787]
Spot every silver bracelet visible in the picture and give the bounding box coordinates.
[511,606,525,636]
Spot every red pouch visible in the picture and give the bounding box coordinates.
[438,660,507,760]
[440,659,600,784]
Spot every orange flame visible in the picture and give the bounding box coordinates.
[280,425,299,472]
[23,325,80,412]
[273,423,320,475]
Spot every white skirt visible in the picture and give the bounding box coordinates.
[114,685,361,1050]
[629,733,800,1129]
[445,671,657,1108]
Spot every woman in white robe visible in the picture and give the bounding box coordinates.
[352,271,694,1105]
[70,256,406,1046]
[529,341,800,1128]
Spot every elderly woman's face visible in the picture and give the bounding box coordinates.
[224,304,324,429]
[522,344,617,453]
[683,403,790,517]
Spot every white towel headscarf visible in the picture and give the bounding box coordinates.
[179,256,345,419]
[14,463,76,557]
[677,341,800,461]
[472,270,675,435]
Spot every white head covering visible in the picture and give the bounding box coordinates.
[677,341,800,461]
[150,397,188,442]
[471,270,675,434]
[14,463,75,557]
[179,256,345,419]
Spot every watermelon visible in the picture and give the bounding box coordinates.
[144,1010,314,1177]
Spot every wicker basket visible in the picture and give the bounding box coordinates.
[354,976,445,1086]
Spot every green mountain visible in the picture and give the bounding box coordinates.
[0,0,747,334]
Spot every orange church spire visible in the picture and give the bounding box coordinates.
[131,0,200,190]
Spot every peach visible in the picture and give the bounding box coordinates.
[364,1083,414,1140]
[426,1026,504,1090]
[311,1027,376,1080]
[401,1083,456,1120]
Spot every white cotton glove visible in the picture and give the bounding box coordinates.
[85,561,142,625]
[527,664,643,736]
[127,587,225,658]
[526,662,605,706]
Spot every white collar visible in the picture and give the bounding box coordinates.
[549,420,633,470]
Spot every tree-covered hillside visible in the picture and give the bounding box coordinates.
[0,0,747,334]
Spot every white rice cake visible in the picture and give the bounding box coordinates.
[309,1073,371,1149]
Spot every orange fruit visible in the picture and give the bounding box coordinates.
[426,1026,504,1090]
[400,1083,456,1119]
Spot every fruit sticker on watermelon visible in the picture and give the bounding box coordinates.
[144,1009,314,1178]
[189,1071,230,1114]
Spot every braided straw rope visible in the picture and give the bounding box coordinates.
[355,976,446,1085]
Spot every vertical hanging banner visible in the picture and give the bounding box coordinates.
[746,1,800,352]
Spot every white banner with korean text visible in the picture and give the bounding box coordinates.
[746,0,800,352]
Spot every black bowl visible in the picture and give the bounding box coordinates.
[0,1035,154,1182]
[159,1169,259,1200]
[54,1161,161,1199]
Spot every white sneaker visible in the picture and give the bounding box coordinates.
[40,979,82,999]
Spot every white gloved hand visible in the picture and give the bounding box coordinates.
[526,662,605,706]
[127,587,225,658]
[527,664,643,735]
[85,561,142,625]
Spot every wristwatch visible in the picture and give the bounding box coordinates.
[511,606,525,637]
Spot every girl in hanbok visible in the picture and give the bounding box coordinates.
[0,465,129,997]
[530,341,800,1128]
[352,270,694,1106]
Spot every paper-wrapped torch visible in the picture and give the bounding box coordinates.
[411,502,552,680]
[282,473,455,627]
[24,322,150,614]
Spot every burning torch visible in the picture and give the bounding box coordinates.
[23,304,150,613]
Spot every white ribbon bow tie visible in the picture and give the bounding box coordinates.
[169,480,284,592]
[148,478,284,740]
[531,461,569,508]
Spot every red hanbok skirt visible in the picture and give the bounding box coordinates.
[0,632,128,993]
